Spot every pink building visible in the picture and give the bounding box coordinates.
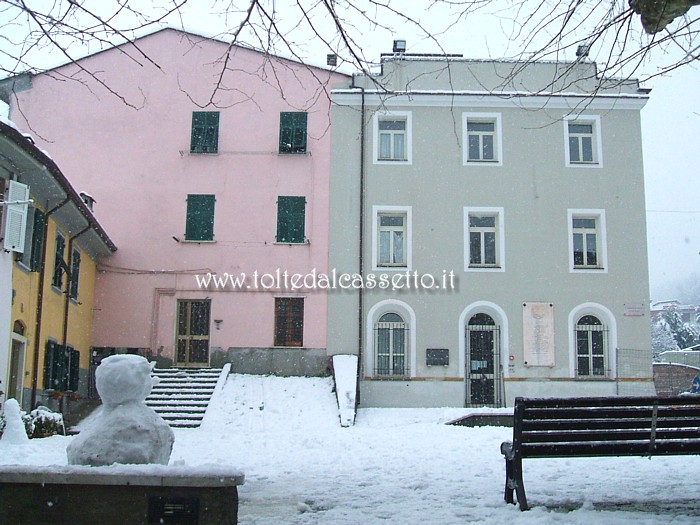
[1,29,348,373]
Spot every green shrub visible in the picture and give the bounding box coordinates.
[26,406,64,438]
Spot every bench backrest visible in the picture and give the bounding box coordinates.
[512,396,700,459]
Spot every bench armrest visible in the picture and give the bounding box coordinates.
[501,441,515,460]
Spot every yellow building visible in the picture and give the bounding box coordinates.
[1,120,116,412]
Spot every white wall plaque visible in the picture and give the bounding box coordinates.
[523,302,555,367]
[623,303,645,317]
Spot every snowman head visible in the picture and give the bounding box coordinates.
[95,354,153,406]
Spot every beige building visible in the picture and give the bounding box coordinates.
[328,54,654,407]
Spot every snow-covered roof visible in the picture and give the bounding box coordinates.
[0,118,117,256]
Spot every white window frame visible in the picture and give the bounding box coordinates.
[373,111,412,165]
[567,209,607,273]
[374,312,409,377]
[564,115,603,168]
[372,205,412,271]
[574,315,608,377]
[464,207,505,272]
[366,299,417,379]
[567,303,617,379]
[463,113,503,166]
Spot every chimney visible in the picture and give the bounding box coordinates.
[80,191,95,211]
[392,40,406,54]
[576,44,590,58]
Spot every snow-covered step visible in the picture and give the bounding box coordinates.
[146,367,225,428]
[145,399,210,406]
[146,395,213,401]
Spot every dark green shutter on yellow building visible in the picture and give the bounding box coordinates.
[44,342,80,391]
[190,112,220,153]
[29,210,45,271]
[185,194,216,241]
[277,196,306,243]
[279,112,307,153]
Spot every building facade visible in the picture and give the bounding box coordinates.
[328,56,654,407]
[0,119,116,411]
[1,29,347,374]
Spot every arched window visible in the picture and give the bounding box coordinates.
[576,315,607,376]
[13,320,26,336]
[374,312,407,376]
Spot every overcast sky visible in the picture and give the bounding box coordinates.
[1,1,698,301]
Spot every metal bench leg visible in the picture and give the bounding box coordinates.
[504,458,515,504]
[512,457,529,511]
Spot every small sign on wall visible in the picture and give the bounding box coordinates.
[426,348,449,367]
[623,303,645,316]
[523,302,555,367]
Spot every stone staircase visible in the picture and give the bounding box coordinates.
[146,367,226,428]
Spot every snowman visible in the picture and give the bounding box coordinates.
[1,398,29,444]
[67,354,174,466]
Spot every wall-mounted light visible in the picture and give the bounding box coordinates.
[214,319,223,330]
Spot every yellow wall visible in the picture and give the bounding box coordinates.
[10,209,100,393]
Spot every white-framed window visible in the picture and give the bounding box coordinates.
[366,299,416,379]
[373,111,412,164]
[372,205,412,271]
[567,303,617,379]
[463,113,502,166]
[575,314,607,377]
[374,312,408,377]
[464,207,505,272]
[568,209,607,272]
[564,115,602,167]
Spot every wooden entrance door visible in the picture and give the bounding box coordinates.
[8,337,26,403]
[176,299,211,367]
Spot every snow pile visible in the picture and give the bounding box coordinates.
[0,399,28,444]
[3,374,700,523]
[332,354,357,427]
[67,354,174,466]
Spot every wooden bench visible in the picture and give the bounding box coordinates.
[500,395,700,511]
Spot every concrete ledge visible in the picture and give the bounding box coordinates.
[213,346,329,376]
[0,464,244,486]
[0,465,244,525]
[447,413,513,427]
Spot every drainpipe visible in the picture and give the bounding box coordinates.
[351,75,366,406]
[57,224,89,414]
[61,224,90,348]
[30,196,70,409]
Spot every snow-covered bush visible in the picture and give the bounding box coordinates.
[657,309,700,352]
[25,406,64,437]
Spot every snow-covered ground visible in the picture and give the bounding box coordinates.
[3,374,700,524]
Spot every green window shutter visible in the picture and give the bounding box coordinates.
[69,249,81,299]
[52,233,65,288]
[276,196,306,243]
[185,194,216,241]
[190,111,220,153]
[43,341,56,390]
[279,112,307,153]
[30,210,46,272]
[44,341,68,390]
[68,349,80,392]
